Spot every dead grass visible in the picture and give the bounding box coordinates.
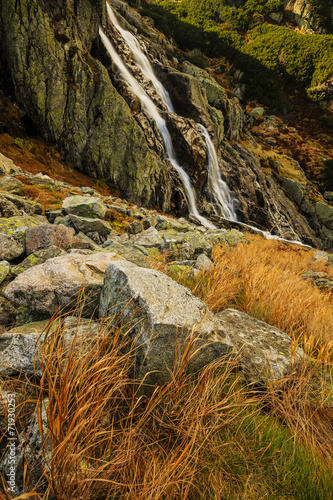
[178,235,333,357]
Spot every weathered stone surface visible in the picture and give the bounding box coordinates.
[324,191,333,202]
[161,229,213,260]
[195,253,213,272]
[101,241,156,267]
[0,260,10,284]
[99,260,233,387]
[216,309,305,386]
[0,297,16,333]
[133,227,162,247]
[316,202,333,230]
[69,214,112,236]
[4,253,122,319]
[0,192,42,215]
[0,153,19,175]
[71,232,101,251]
[250,107,265,119]
[282,178,304,205]
[128,220,144,235]
[25,223,74,255]
[0,216,41,260]
[0,317,100,377]
[62,195,107,219]
[0,175,23,193]
[11,246,66,277]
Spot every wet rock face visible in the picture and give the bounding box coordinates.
[0,0,172,210]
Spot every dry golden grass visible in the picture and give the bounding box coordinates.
[179,235,333,358]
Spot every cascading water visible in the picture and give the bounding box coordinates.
[99,26,215,229]
[197,124,237,221]
[106,3,174,112]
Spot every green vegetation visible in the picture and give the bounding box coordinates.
[142,0,333,108]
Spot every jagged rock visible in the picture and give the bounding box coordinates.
[45,209,66,223]
[142,215,157,229]
[0,176,23,193]
[0,153,20,175]
[99,260,233,387]
[54,214,76,231]
[69,214,112,236]
[324,192,333,202]
[0,194,21,217]
[25,224,74,255]
[128,220,144,234]
[62,195,107,219]
[0,261,10,284]
[161,229,213,260]
[0,216,41,261]
[133,227,162,247]
[316,202,333,230]
[4,252,123,320]
[216,309,305,386]
[71,232,101,251]
[282,178,304,205]
[0,192,42,216]
[11,246,66,277]
[0,399,50,497]
[195,253,213,272]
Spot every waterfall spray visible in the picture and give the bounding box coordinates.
[107,3,174,112]
[100,26,215,229]
[197,124,237,221]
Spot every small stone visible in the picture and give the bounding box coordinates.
[250,107,265,119]
[195,253,213,272]
[133,227,162,247]
[128,220,144,234]
[324,192,333,202]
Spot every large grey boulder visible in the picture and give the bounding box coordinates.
[62,195,107,219]
[99,260,233,387]
[0,216,41,260]
[4,253,122,320]
[216,309,305,386]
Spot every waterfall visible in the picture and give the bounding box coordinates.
[100,27,215,229]
[106,3,174,112]
[197,124,237,221]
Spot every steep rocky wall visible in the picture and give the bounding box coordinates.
[0,0,174,210]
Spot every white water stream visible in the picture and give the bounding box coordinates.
[99,26,215,229]
[106,3,174,112]
[197,124,237,221]
[101,3,307,245]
